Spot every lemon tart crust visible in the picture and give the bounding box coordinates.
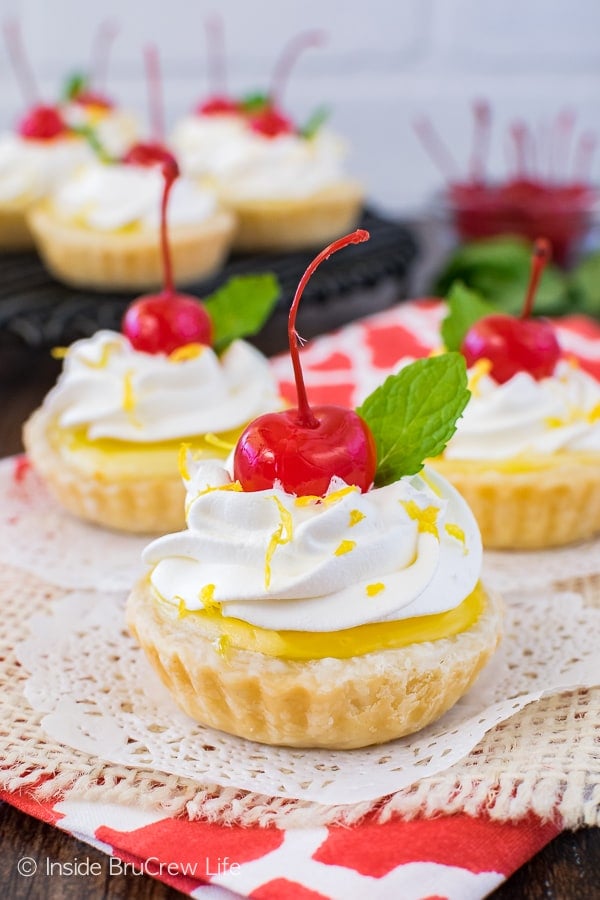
[126,576,503,749]
[431,454,600,549]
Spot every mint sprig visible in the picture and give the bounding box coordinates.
[357,354,470,486]
[62,71,88,102]
[299,105,330,139]
[239,92,271,114]
[441,280,495,351]
[204,274,281,353]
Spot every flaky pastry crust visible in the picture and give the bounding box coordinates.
[431,455,600,549]
[126,577,503,749]
[27,204,235,291]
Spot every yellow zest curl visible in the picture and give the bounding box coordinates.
[366,582,385,597]
[169,343,205,363]
[334,539,356,557]
[264,496,293,589]
[178,442,192,480]
[468,358,492,397]
[400,500,440,538]
[349,509,365,527]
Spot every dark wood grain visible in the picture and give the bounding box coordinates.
[1,345,598,900]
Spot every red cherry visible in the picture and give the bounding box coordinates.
[122,141,178,174]
[461,237,561,383]
[248,106,294,138]
[233,230,377,496]
[122,293,212,355]
[73,90,113,110]
[197,95,240,115]
[18,104,67,140]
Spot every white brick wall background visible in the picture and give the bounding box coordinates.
[0,0,599,215]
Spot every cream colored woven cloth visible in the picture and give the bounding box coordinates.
[1,562,598,828]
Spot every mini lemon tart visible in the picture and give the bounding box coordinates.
[127,233,502,747]
[28,159,235,291]
[430,359,600,549]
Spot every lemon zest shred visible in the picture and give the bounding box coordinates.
[349,509,365,527]
[215,634,231,658]
[178,442,192,480]
[468,358,492,397]
[203,432,237,450]
[445,522,466,543]
[197,481,243,496]
[588,403,600,423]
[324,485,359,506]
[334,539,356,556]
[295,495,321,507]
[168,343,205,363]
[50,346,68,359]
[366,582,385,597]
[199,583,221,612]
[400,500,440,538]
[176,596,192,618]
[264,496,294,589]
[122,370,141,427]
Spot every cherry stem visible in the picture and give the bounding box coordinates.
[205,14,227,96]
[269,29,326,106]
[469,99,491,182]
[573,131,596,182]
[521,238,551,319]
[413,117,460,181]
[144,44,165,142]
[288,229,370,428]
[552,108,575,183]
[159,163,178,296]
[510,121,531,179]
[3,18,38,105]
[91,19,118,90]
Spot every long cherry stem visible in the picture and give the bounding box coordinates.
[3,18,38,104]
[269,29,326,105]
[413,117,460,181]
[91,19,118,90]
[521,238,551,319]
[144,44,165,142]
[469,99,491,182]
[573,131,596,182]
[159,161,179,296]
[289,229,370,428]
[205,14,227,95]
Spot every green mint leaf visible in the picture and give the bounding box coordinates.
[204,274,281,353]
[441,280,495,351]
[70,124,115,164]
[62,72,88,102]
[239,92,270,114]
[357,354,470,486]
[299,105,330,139]
[568,249,600,317]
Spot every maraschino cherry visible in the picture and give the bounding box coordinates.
[122,143,211,353]
[233,230,376,496]
[3,19,68,140]
[461,237,561,384]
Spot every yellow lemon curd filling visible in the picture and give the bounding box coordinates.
[151,578,487,661]
[47,421,241,481]
[431,451,600,475]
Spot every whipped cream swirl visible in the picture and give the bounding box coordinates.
[145,463,482,632]
[444,361,600,460]
[60,103,139,158]
[0,132,92,203]
[44,330,281,442]
[171,113,351,200]
[50,162,218,230]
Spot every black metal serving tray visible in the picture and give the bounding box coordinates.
[0,208,419,362]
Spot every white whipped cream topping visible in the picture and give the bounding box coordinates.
[50,162,218,230]
[43,330,281,442]
[171,113,350,200]
[145,463,482,632]
[0,132,92,202]
[444,360,600,460]
[61,102,139,157]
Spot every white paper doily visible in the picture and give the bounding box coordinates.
[483,538,600,594]
[16,585,600,805]
[0,457,147,591]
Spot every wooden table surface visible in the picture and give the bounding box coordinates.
[1,342,598,900]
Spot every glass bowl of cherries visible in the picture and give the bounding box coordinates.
[416,101,600,266]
